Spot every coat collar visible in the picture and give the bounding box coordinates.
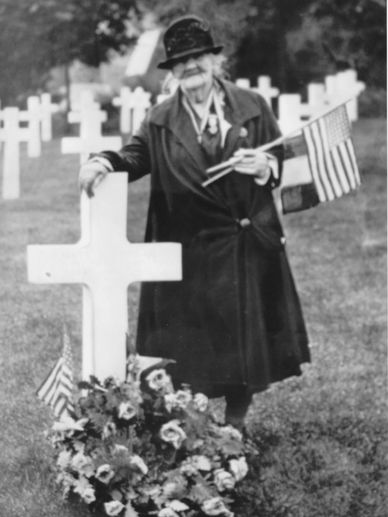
[149,79,264,202]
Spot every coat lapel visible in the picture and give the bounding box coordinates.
[151,80,264,202]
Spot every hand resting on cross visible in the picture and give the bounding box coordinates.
[79,160,110,198]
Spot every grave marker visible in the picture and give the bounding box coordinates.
[278,94,303,134]
[62,105,122,163]
[257,76,279,107]
[19,96,41,158]
[27,173,182,380]
[40,93,59,142]
[0,107,21,199]
[131,87,152,134]
[113,86,132,133]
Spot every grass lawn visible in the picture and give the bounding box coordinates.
[0,118,386,517]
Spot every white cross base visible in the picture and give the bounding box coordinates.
[27,173,182,380]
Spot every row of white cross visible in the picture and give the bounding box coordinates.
[0,69,365,200]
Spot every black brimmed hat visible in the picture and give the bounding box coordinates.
[157,15,223,70]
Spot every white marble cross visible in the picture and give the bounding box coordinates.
[256,76,279,107]
[235,78,251,89]
[0,107,22,199]
[40,93,59,142]
[61,104,122,164]
[19,96,42,158]
[113,86,133,134]
[131,87,152,134]
[325,69,365,121]
[277,94,304,134]
[27,173,182,381]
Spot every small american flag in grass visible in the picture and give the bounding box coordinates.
[302,104,361,202]
[36,327,75,418]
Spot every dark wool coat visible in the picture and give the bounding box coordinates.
[101,79,310,397]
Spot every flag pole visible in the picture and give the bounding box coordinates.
[202,95,357,187]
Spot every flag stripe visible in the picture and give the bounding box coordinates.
[345,139,361,185]
[312,122,336,201]
[336,143,355,190]
[37,358,63,401]
[303,126,327,201]
[36,327,74,418]
[331,147,351,193]
[309,123,335,201]
[317,118,344,198]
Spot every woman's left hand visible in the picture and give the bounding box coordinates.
[233,148,269,180]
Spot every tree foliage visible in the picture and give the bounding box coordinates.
[0,0,139,103]
[0,0,385,104]
[143,0,386,92]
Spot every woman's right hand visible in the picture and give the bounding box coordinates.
[79,160,110,198]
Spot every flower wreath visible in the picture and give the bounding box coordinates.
[47,355,250,517]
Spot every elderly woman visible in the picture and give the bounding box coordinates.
[79,15,310,430]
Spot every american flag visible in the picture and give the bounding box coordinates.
[36,327,75,418]
[303,104,361,202]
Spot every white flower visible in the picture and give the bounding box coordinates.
[104,500,125,516]
[71,452,94,477]
[112,444,128,455]
[162,478,187,499]
[146,369,173,392]
[229,457,248,482]
[190,455,212,471]
[118,401,137,420]
[180,460,198,477]
[56,450,72,469]
[219,425,243,441]
[160,420,187,449]
[193,393,209,412]
[201,497,233,516]
[81,487,96,504]
[52,415,86,433]
[95,464,115,484]
[102,421,117,438]
[158,508,179,517]
[73,476,93,497]
[168,500,190,512]
[129,454,148,475]
[213,469,236,491]
[174,389,192,408]
[164,393,177,412]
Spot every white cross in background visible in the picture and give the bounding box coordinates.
[256,76,280,107]
[0,107,24,199]
[18,96,42,158]
[113,86,133,133]
[277,93,304,134]
[61,103,122,164]
[40,93,59,142]
[27,173,182,380]
[131,87,152,134]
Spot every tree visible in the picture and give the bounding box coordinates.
[0,0,139,104]
[142,0,386,93]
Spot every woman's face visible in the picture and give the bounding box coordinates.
[171,53,214,92]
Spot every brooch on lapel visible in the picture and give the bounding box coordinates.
[207,114,219,135]
[239,127,248,138]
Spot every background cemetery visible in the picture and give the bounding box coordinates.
[0,1,386,516]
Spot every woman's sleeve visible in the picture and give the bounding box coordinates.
[97,116,151,182]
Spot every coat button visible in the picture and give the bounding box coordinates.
[239,218,251,228]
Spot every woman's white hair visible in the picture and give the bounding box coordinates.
[209,53,227,79]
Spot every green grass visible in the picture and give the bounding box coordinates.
[0,118,386,517]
